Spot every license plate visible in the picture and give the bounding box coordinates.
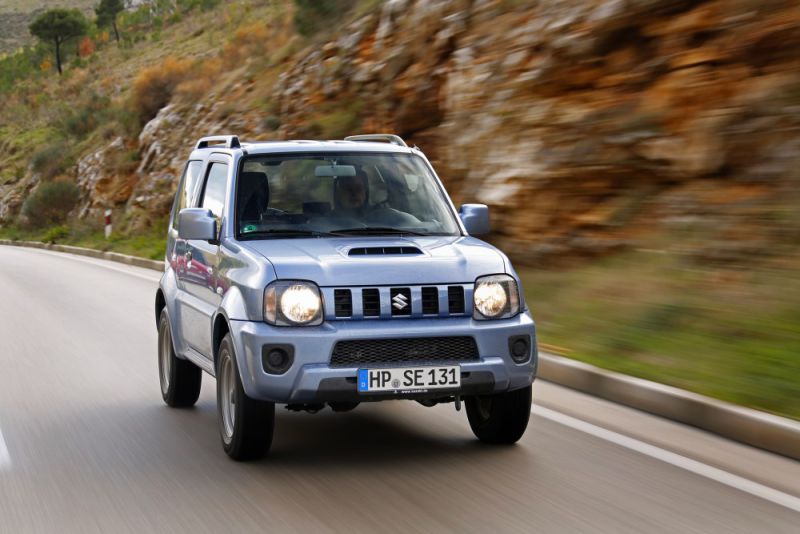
[357,365,460,393]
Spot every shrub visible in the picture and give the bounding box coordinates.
[315,104,363,138]
[78,36,95,57]
[175,58,221,100]
[42,225,70,243]
[262,115,281,131]
[29,140,73,179]
[21,180,81,228]
[293,0,353,37]
[232,22,268,49]
[60,92,112,138]
[131,56,192,124]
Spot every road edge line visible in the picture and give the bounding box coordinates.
[0,428,11,470]
[533,405,800,513]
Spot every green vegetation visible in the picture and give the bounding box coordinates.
[519,250,800,420]
[314,104,363,138]
[21,180,81,227]
[0,218,167,260]
[95,0,124,42]
[131,56,192,124]
[29,8,90,74]
[293,0,354,37]
[0,1,95,55]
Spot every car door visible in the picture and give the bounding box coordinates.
[178,157,230,359]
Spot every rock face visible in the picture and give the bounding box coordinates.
[17,0,800,265]
[268,0,800,263]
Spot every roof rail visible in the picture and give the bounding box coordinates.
[343,134,408,147]
[195,135,241,149]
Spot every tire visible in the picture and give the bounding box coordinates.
[465,385,532,444]
[158,309,202,407]
[217,334,275,461]
[329,401,360,413]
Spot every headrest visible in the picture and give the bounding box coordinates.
[239,171,269,198]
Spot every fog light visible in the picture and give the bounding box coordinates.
[261,344,294,374]
[508,335,530,363]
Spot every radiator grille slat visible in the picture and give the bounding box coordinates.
[362,288,380,317]
[448,286,465,314]
[421,287,439,315]
[333,289,352,317]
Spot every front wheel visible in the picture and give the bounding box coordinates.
[158,310,201,407]
[465,385,532,444]
[217,334,275,461]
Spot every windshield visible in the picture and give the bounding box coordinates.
[235,152,461,239]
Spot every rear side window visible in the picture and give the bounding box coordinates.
[201,162,229,219]
[171,160,203,230]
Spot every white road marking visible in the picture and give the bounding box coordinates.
[533,405,800,514]
[0,428,11,470]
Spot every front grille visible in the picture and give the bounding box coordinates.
[421,286,439,314]
[330,336,479,367]
[334,289,352,317]
[448,286,465,314]
[324,284,470,320]
[362,288,380,317]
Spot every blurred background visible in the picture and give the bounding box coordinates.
[0,0,798,419]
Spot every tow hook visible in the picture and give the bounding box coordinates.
[454,395,462,412]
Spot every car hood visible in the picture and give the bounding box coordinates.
[240,236,506,287]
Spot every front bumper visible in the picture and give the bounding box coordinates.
[229,312,537,403]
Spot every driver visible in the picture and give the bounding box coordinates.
[333,169,370,216]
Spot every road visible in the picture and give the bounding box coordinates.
[1,245,799,533]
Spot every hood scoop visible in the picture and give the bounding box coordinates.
[348,246,422,256]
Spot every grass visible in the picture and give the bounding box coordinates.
[0,220,167,260]
[518,250,800,420]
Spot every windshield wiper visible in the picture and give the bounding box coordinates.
[329,227,429,236]
[239,229,334,239]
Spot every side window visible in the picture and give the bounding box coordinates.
[201,162,229,220]
[171,160,203,230]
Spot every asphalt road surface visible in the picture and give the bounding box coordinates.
[1,245,799,533]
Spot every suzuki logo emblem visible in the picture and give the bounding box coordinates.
[392,293,409,310]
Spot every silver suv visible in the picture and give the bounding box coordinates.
[156,134,537,460]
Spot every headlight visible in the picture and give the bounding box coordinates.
[264,281,323,326]
[473,274,520,320]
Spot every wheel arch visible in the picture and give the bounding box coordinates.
[155,288,167,327]
[212,311,231,373]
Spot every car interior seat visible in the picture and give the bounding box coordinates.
[238,171,269,224]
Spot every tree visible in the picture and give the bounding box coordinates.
[95,0,125,43]
[29,9,89,75]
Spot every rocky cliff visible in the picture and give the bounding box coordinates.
[18,0,800,265]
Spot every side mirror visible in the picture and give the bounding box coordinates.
[178,208,217,241]
[459,204,490,235]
